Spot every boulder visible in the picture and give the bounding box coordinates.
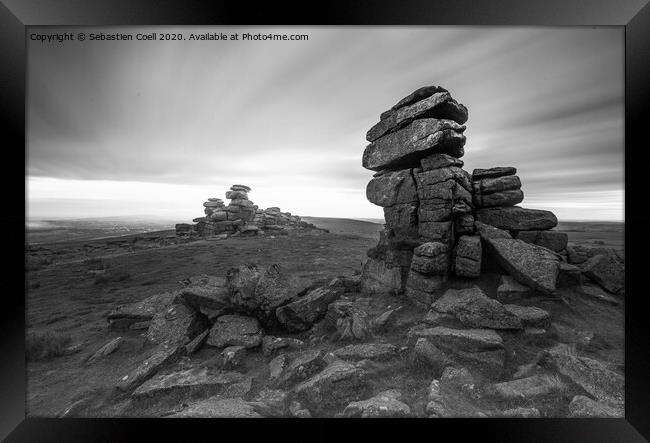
[117,342,183,391]
[557,263,583,288]
[225,190,248,200]
[581,254,624,294]
[366,169,418,207]
[362,119,466,171]
[472,167,517,180]
[226,264,263,312]
[252,264,299,324]
[206,315,263,349]
[474,221,512,240]
[147,303,209,346]
[454,235,481,278]
[503,304,551,328]
[343,390,411,417]
[488,374,565,402]
[108,291,177,329]
[483,238,560,294]
[271,350,327,388]
[538,345,624,405]
[293,361,371,412]
[413,338,451,372]
[250,388,289,417]
[332,343,399,362]
[431,287,522,330]
[516,230,568,253]
[171,397,262,418]
[132,367,250,400]
[275,286,341,332]
[475,206,558,231]
[367,91,468,141]
[568,395,623,418]
[411,242,449,275]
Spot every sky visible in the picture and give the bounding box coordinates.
[27,26,624,223]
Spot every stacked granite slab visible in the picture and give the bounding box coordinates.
[360,86,480,306]
[360,85,565,306]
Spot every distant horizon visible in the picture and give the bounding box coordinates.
[27,26,624,222]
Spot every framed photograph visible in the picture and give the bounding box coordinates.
[4,0,649,440]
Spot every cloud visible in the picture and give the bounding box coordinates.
[27,26,623,220]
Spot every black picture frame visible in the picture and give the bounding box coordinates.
[3,0,649,441]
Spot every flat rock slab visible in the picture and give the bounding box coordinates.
[539,345,624,405]
[409,326,503,352]
[178,275,230,310]
[117,342,183,391]
[86,337,123,364]
[431,287,523,330]
[362,118,466,171]
[568,395,623,418]
[276,286,341,332]
[367,91,468,141]
[108,291,177,324]
[171,397,262,418]
[503,304,551,328]
[293,361,370,412]
[476,206,558,231]
[147,303,208,346]
[343,390,411,417]
[332,343,399,361]
[132,367,250,399]
[206,315,263,349]
[472,167,517,180]
[379,85,449,120]
[485,238,560,294]
[270,350,327,389]
[489,374,565,402]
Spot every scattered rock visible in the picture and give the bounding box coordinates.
[220,345,247,369]
[261,336,304,356]
[270,350,327,388]
[413,338,451,372]
[576,283,620,306]
[132,367,250,400]
[488,374,565,402]
[86,337,123,364]
[568,395,623,418]
[275,286,341,332]
[503,304,551,328]
[501,407,541,417]
[250,388,288,417]
[147,303,209,346]
[538,345,624,405]
[289,401,312,418]
[117,342,183,391]
[184,329,209,355]
[293,361,371,412]
[343,390,411,417]
[332,343,398,361]
[581,254,624,294]
[206,315,263,349]
[431,287,523,330]
[170,397,262,417]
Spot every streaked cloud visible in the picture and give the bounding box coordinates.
[27,26,623,220]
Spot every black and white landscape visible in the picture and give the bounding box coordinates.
[26,27,624,418]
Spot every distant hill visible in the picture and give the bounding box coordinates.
[302,217,384,238]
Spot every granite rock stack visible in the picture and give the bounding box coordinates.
[360,85,562,305]
[176,185,315,238]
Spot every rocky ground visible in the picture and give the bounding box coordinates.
[25,220,624,418]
